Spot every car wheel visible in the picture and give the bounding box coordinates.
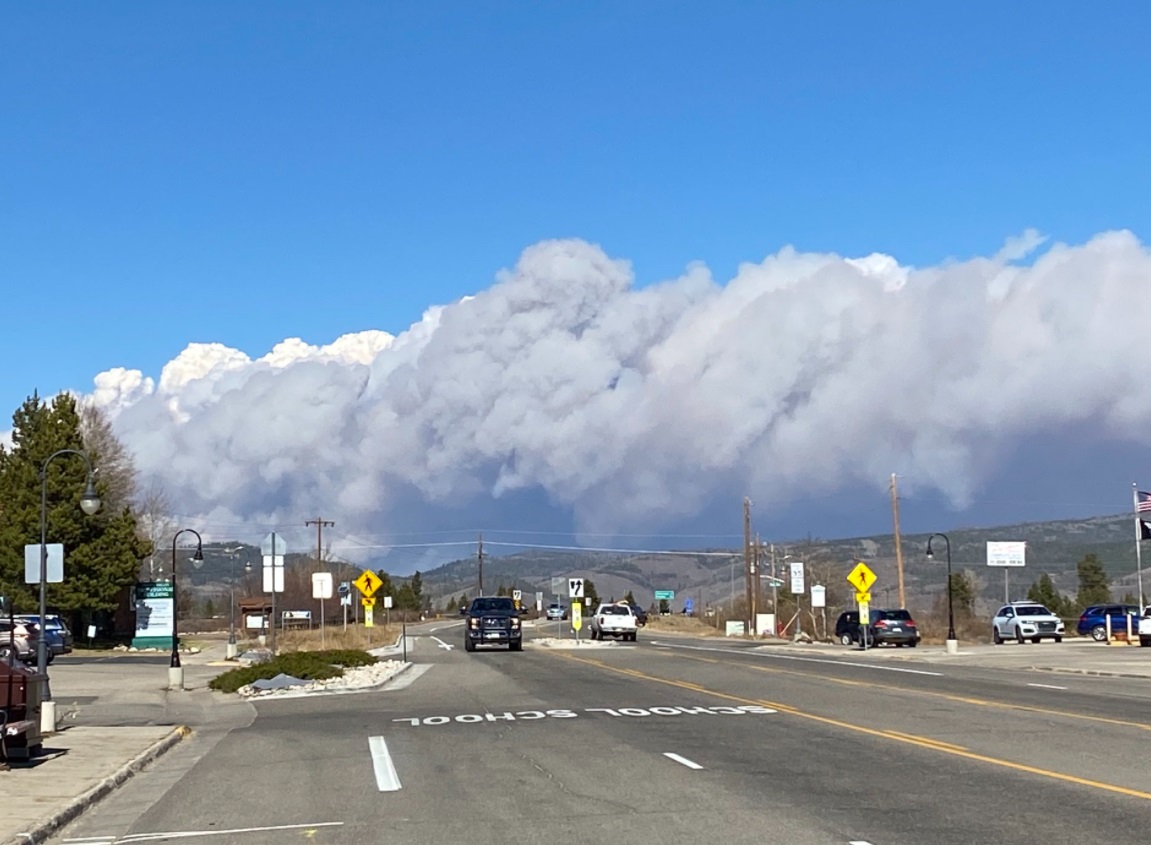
[1055,636,1064,643]
[839,632,854,646]
[907,640,918,648]
[464,637,474,652]
[509,641,522,652]
[993,626,1003,645]
[1091,625,1107,642]
[1031,637,1041,644]
[1015,626,1025,644]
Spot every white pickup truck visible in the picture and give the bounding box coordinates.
[589,603,638,642]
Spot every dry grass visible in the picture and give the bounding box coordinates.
[271,625,401,652]
[643,615,725,637]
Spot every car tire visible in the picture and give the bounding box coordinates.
[509,641,522,652]
[1055,636,1063,643]
[1091,625,1107,642]
[464,637,475,652]
[1015,626,1025,644]
[839,632,854,646]
[993,626,1003,645]
[908,640,918,648]
[1031,637,1041,644]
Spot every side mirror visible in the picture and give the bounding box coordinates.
[0,595,7,613]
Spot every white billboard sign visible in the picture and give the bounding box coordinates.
[987,541,1026,567]
[810,584,826,608]
[24,544,64,583]
[312,572,333,600]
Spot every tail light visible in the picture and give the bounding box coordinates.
[874,620,888,628]
[906,619,916,627]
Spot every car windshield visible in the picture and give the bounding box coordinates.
[1016,606,1052,616]
[601,606,631,615]
[882,610,913,621]
[471,598,515,613]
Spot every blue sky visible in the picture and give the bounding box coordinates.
[5,1,1148,413]
[3,3,1151,552]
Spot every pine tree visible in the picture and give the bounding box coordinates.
[623,590,636,605]
[1076,554,1110,608]
[1027,573,1069,616]
[0,394,150,625]
[583,578,600,609]
[948,572,977,616]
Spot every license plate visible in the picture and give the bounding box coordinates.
[484,632,502,638]
[891,627,902,632]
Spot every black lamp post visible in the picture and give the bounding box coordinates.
[224,546,247,659]
[39,449,100,733]
[925,533,956,644]
[170,528,203,689]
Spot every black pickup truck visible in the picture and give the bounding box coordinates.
[463,596,523,652]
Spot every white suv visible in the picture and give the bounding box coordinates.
[992,602,1064,645]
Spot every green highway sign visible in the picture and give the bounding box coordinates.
[654,590,675,600]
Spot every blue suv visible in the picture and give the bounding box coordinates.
[1077,604,1141,641]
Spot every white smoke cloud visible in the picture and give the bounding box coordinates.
[12,231,1151,554]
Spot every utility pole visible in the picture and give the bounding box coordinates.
[478,533,485,596]
[306,517,334,642]
[770,543,779,636]
[743,497,753,635]
[306,517,335,569]
[754,534,762,634]
[890,473,905,608]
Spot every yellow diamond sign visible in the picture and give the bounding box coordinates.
[846,562,877,593]
[353,569,383,598]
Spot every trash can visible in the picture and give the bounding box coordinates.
[0,658,43,758]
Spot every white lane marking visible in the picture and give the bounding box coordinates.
[849,841,876,844]
[431,635,454,650]
[653,641,943,676]
[663,752,704,770]
[63,839,115,843]
[1027,682,1068,690]
[369,735,403,792]
[117,823,343,842]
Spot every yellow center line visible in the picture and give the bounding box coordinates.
[664,649,1151,733]
[553,651,1151,802]
[882,729,967,751]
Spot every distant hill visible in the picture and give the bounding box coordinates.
[180,512,1147,617]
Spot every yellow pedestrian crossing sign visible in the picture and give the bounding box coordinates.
[353,569,383,598]
[855,590,872,604]
[362,596,376,607]
[846,562,877,593]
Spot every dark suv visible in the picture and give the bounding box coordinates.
[836,608,920,648]
[463,596,523,652]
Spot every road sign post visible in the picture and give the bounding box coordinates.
[312,572,333,648]
[260,533,288,654]
[572,601,582,643]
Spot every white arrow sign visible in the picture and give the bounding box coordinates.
[431,636,455,651]
[568,578,584,599]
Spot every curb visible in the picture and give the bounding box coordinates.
[1034,665,1151,680]
[4,726,191,845]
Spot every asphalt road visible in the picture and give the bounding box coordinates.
[49,622,1151,845]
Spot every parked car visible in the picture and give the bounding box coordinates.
[0,620,42,664]
[835,608,919,647]
[1077,604,1141,642]
[545,602,568,621]
[16,614,73,655]
[993,602,1065,644]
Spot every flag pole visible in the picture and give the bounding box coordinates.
[1134,483,1145,610]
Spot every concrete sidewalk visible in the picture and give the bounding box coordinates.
[0,637,244,845]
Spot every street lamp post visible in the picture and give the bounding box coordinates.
[39,449,101,734]
[925,532,958,654]
[169,529,204,690]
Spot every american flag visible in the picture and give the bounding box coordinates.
[1138,491,1151,513]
